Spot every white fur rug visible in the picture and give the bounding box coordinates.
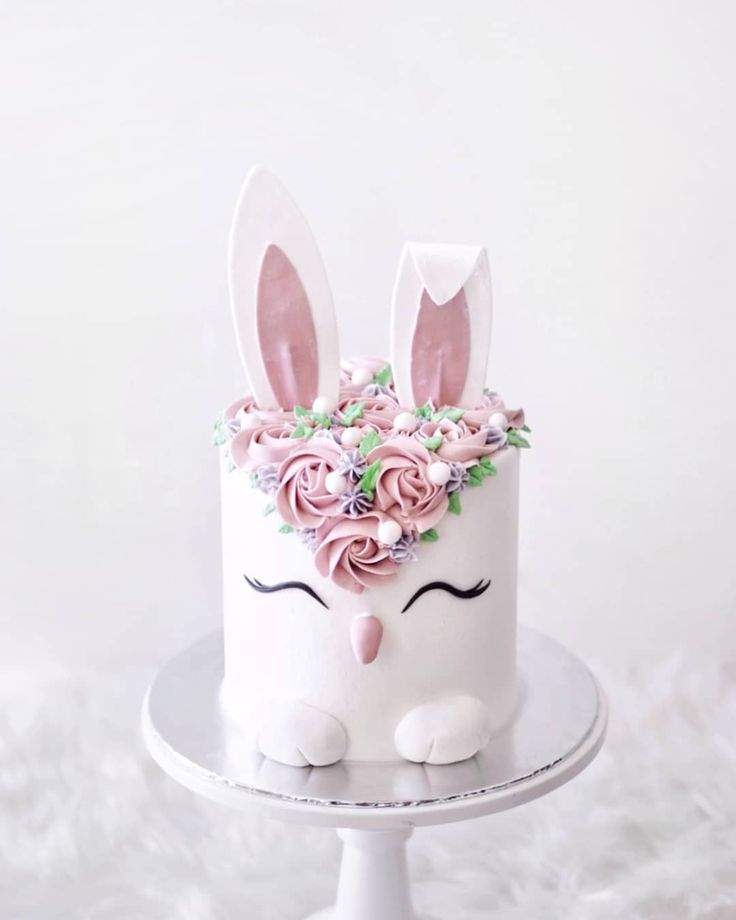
[2,653,734,919]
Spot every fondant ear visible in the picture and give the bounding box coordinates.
[390,243,492,409]
[228,167,340,410]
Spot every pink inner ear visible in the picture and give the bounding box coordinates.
[257,243,319,408]
[410,288,471,406]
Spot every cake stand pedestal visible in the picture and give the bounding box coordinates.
[142,628,607,920]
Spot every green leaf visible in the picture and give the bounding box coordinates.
[414,403,432,420]
[374,363,393,387]
[432,407,464,423]
[507,430,531,449]
[263,502,276,517]
[359,430,382,457]
[358,459,381,500]
[290,422,311,438]
[422,434,444,452]
[249,471,258,487]
[294,405,309,418]
[311,412,331,429]
[479,456,497,476]
[340,401,365,426]
[420,528,439,542]
[467,465,484,487]
[448,491,462,515]
[521,424,531,433]
[278,523,294,534]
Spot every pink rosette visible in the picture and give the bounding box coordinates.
[224,395,257,421]
[368,438,448,533]
[336,393,399,431]
[275,439,344,529]
[464,394,525,430]
[314,514,399,594]
[414,418,495,464]
[230,417,301,469]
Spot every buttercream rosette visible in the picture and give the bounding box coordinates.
[230,416,301,469]
[275,439,345,529]
[314,513,400,593]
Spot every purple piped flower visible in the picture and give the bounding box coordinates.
[253,463,280,495]
[485,426,508,449]
[362,383,394,398]
[389,533,418,563]
[445,461,469,493]
[337,449,367,483]
[313,427,341,444]
[339,486,372,517]
[296,527,319,552]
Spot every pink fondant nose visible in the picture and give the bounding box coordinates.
[350,614,383,665]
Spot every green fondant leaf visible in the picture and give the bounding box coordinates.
[422,434,444,452]
[249,471,258,487]
[290,422,310,438]
[294,405,309,418]
[263,502,276,517]
[467,465,484,486]
[521,424,532,432]
[432,407,464,423]
[359,430,382,457]
[340,401,365,426]
[420,528,439,542]
[448,491,462,515]
[479,456,498,476]
[414,403,432,420]
[312,412,331,429]
[374,363,393,386]
[358,460,381,500]
[278,523,294,534]
[507,430,531,449]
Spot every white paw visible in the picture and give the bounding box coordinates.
[394,695,491,765]
[258,700,347,767]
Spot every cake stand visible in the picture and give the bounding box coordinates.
[142,628,607,919]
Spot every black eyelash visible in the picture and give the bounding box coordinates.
[401,578,491,613]
[244,575,329,610]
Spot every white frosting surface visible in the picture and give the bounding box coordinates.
[221,446,520,764]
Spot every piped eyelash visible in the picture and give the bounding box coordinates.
[244,575,329,610]
[401,578,491,614]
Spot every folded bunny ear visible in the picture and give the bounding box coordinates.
[228,167,340,410]
[390,243,493,409]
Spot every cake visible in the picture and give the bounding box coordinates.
[214,168,530,767]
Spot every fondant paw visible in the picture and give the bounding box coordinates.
[394,695,490,765]
[258,700,347,767]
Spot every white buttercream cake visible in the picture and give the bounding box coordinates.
[214,168,530,767]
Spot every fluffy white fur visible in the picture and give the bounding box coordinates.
[1,653,734,919]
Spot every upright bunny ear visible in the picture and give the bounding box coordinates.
[228,167,340,410]
[390,243,492,409]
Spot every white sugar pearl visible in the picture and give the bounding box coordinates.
[377,520,403,546]
[312,395,337,415]
[236,408,263,429]
[341,426,364,448]
[351,367,374,386]
[428,461,452,486]
[325,471,349,495]
[393,411,418,433]
[488,412,509,431]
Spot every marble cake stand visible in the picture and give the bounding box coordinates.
[142,628,607,919]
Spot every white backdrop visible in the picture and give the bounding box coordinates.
[2,1,735,672]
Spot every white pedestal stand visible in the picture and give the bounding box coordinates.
[142,628,607,919]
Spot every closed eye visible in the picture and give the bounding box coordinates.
[401,578,491,613]
[244,575,329,610]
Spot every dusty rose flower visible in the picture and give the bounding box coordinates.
[367,438,448,534]
[229,418,302,469]
[335,393,399,430]
[275,439,344,529]
[413,418,493,464]
[314,514,400,593]
[464,393,525,430]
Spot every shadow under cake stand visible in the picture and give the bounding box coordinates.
[142,628,607,919]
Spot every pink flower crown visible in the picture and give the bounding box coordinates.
[214,358,529,594]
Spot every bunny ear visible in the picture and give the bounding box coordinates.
[390,243,492,409]
[228,167,340,410]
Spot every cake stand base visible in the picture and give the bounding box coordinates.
[142,627,607,918]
